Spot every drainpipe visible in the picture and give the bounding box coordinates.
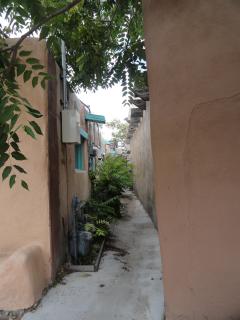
[61,40,67,109]
[72,196,79,264]
[84,104,91,163]
[61,40,73,262]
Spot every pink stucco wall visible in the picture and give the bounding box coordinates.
[0,39,51,309]
[143,1,240,319]
[0,39,51,274]
[0,39,91,310]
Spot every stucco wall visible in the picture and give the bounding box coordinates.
[0,39,92,309]
[66,143,91,202]
[50,74,91,273]
[48,53,66,276]
[143,1,240,319]
[130,104,157,227]
[0,39,51,279]
[66,93,91,202]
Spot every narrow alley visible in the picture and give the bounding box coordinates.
[23,193,164,320]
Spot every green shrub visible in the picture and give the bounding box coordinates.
[94,155,133,200]
[84,156,133,240]
[84,198,115,219]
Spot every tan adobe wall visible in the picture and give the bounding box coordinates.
[66,93,91,202]
[0,39,51,276]
[48,73,91,276]
[143,1,240,319]
[0,39,51,309]
[130,104,157,227]
[0,38,91,309]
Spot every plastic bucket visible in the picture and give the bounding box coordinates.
[77,231,93,256]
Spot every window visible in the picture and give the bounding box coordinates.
[75,138,84,170]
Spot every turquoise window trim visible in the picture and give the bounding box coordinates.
[85,113,106,124]
[75,139,84,170]
[80,128,89,140]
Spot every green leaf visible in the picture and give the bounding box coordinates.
[16,63,26,76]
[25,106,43,118]
[29,121,42,135]
[26,58,40,64]
[23,70,32,82]
[9,97,18,104]
[0,133,8,144]
[23,125,36,139]
[40,78,46,89]
[17,6,28,17]
[0,142,9,153]
[40,26,49,40]
[15,15,25,24]
[5,6,12,19]
[13,165,27,174]
[19,50,32,57]
[0,153,9,168]
[38,72,48,76]
[27,112,42,119]
[0,105,15,124]
[32,64,44,70]
[10,114,20,130]
[10,141,20,152]
[14,105,20,112]
[21,180,29,190]
[32,76,38,88]
[9,174,16,188]
[2,166,12,181]
[11,132,20,143]
[0,124,9,135]
[0,96,8,109]
[11,151,27,161]
[21,97,31,106]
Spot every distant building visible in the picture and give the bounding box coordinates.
[104,140,116,155]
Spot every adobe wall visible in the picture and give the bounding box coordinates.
[0,39,91,309]
[47,52,66,276]
[51,72,91,274]
[0,39,51,280]
[38,49,91,277]
[130,104,157,227]
[66,94,91,203]
[143,1,240,319]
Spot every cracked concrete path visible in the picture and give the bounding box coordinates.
[23,193,164,320]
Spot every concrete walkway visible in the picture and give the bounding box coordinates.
[23,193,164,320]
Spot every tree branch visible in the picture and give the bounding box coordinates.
[1,0,82,57]
[107,15,133,78]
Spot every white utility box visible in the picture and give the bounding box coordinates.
[61,109,80,143]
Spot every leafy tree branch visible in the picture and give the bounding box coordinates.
[1,0,83,55]
[0,0,146,189]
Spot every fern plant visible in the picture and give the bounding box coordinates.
[84,213,111,240]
